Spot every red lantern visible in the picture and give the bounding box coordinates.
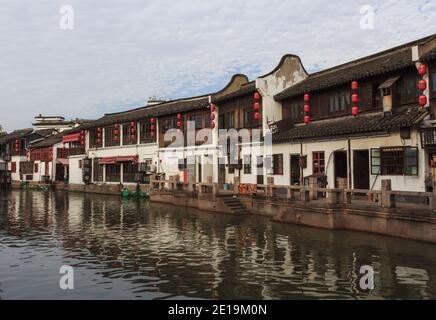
[352,106,359,116]
[419,95,428,107]
[97,139,101,145]
[254,92,261,100]
[130,121,135,127]
[114,129,119,136]
[304,115,310,124]
[351,81,359,90]
[81,140,85,145]
[131,128,135,134]
[304,104,310,113]
[97,127,101,133]
[131,134,135,141]
[211,122,216,129]
[254,102,260,110]
[304,94,310,103]
[150,125,155,131]
[115,123,120,129]
[177,121,182,127]
[418,64,427,76]
[150,131,155,138]
[254,112,260,120]
[210,113,216,121]
[352,94,359,104]
[210,104,216,112]
[150,118,155,124]
[177,114,182,120]
[419,80,427,91]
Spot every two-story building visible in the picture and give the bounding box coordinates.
[271,34,436,192]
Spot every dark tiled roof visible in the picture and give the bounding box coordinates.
[29,133,64,149]
[275,35,435,101]
[212,82,256,103]
[272,106,428,143]
[421,48,436,62]
[83,96,210,129]
[0,128,34,144]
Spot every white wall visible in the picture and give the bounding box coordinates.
[69,155,84,185]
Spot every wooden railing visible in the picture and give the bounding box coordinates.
[421,127,436,148]
[57,147,85,158]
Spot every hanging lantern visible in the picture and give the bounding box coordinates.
[254,92,261,100]
[352,106,359,116]
[131,134,135,141]
[419,95,428,107]
[418,64,428,76]
[211,122,216,129]
[150,118,155,124]
[254,102,260,110]
[177,121,182,127]
[97,127,101,133]
[131,128,135,134]
[210,113,216,121]
[150,131,155,138]
[210,104,216,112]
[97,138,101,145]
[304,93,310,102]
[419,79,427,91]
[304,104,310,113]
[304,115,310,124]
[115,123,120,129]
[130,121,135,127]
[351,81,359,90]
[150,124,155,131]
[352,94,359,104]
[177,114,182,120]
[254,112,260,121]
[81,140,85,145]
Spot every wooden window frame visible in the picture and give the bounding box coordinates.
[123,162,138,183]
[371,146,419,176]
[105,163,121,182]
[272,154,284,175]
[243,154,251,174]
[312,151,325,175]
[93,158,104,182]
[104,126,119,147]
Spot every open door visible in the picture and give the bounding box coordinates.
[290,154,300,185]
[353,150,370,190]
[334,151,347,187]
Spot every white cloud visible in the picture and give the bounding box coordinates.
[0,0,435,131]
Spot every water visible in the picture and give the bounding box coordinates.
[0,190,435,300]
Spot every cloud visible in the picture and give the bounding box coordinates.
[0,0,435,131]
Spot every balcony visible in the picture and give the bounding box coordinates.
[56,147,86,158]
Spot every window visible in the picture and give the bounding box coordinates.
[329,91,350,115]
[78,160,83,169]
[244,108,260,127]
[290,103,303,121]
[188,114,203,130]
[34,163,38,173]
[139,120,156,144]
[93,158,104,182]
[89,128,99,148]
[105,164,121,182]
[123,162,138,183]
[243,155,251,174]
[11,162,16,173]
[122,123,136,145]
[272,154,284,175]
[371,147,418,176]
[370,149,381,175]
[104,126,119,147]
[312,152,325,175]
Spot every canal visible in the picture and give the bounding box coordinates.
[0,190,435,300]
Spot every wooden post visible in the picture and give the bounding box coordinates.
[381,179,394,208]
[326,190,337,205]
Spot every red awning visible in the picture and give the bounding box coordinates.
[62,133,81,143]
[99,156,138,165]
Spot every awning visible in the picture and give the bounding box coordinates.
[99,156,138,165]
[62,133,81,143]
[379,76,401,89]
[57,158,69,166]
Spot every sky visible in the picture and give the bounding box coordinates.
[0,0,435,131]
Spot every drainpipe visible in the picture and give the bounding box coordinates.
[300,142,303,185]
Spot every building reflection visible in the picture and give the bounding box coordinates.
[0,190,436,300]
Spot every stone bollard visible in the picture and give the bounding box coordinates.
[309,177,318,200]
[381,179,395,208]
[326,190,338,205]
[337,178,348,204]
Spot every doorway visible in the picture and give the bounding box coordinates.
[334,151,347,187]
[353,150,370,190]
[290,154,300,185]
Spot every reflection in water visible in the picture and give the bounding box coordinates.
[0,190,436,300]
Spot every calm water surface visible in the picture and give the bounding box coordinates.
[0,190,435,300]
